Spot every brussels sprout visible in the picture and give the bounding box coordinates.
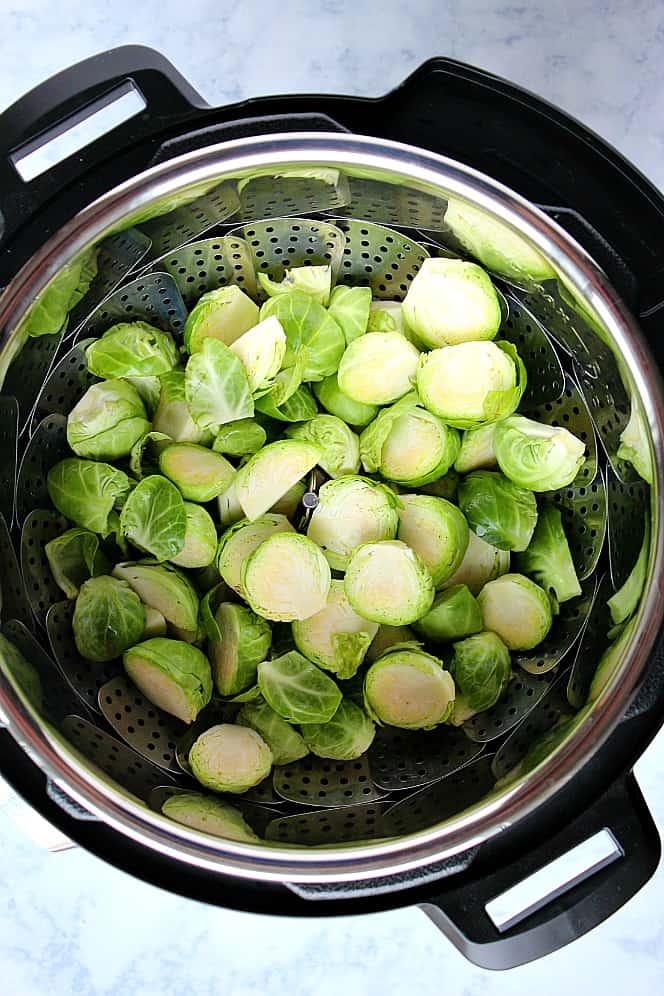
[85,322,179,378]
[301,699,375,760]
[257,650,342,723]
[212,419,267,457]
[143,606,168,638]
[454,423,498,474]
[153,370,211,444]
[124,638,212,723]
[234,439,320,520]
[22,246,98,337]
[364,647,455,729]
[73,576,145,662]
[209,602,272,695]
[258,265,332,306]
[417,341,526,429]
[129,431,173,479]
[260,290,345,381]
[112,562,199,632]
[515,505,581,609]
[313,373,378,427]
[183,285,259,353]
[292,580,379,679]
[402,258,501,348]
[306,476,399,571]
[443,198,555,283]
[345,540,435,625]
[588,616,637,703]
[243,533,331,622]
[229,315,287,393]
[217,481,245,528]
[365,624,416,664]
[66,380,150,460]
[170,503,218,569]
[269,480,307,520]
[607,517,650,626]
[397,495,469,587]
[185,338,254,431]
[494,415,586,491]
[48,458,131,535]
[125,376,162,417]
[328,285,372,343]
[360,392,460,486]
[190,723,272,793]
[414,585,483,643]
[458,470,538,552]
[161,792,259,842]
[617,400,653,485]
[237,700,308,765]
[440,529,510,595]
[45,527,109,599]
[255,384,318,422]
[286,415,360,478]
[216,514,295,596]
[449,631,511,722]
[159,443,236,502]
[477,573,552,650]
[119,475,186,561]
[337,331,419,405]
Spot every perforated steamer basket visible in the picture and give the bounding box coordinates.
[0,47,663,971]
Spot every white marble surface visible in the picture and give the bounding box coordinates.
[1,1,664,993]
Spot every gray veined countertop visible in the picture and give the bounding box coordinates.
[1,1,664,994]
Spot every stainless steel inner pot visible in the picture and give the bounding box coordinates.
[0,132,661,887]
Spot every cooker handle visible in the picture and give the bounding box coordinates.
[0,45,205,245]
[420,773,660,970]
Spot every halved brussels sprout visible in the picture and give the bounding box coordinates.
[515,505,581,609]
[345,540,435,626]
[397,494,469,587]
[417,341,525,429]
[449,631,511,724]
[258,265,332,306]
[306,476,399,571]
[458,470,538,552]
[260,290,345,381]
[327,285,372,345]
[402,257,502,347]
[112,562,199,632]
[67,379,150,460]
[45,527,109,599]
[212,419,267,457]
[48,458,131,535]
[237,700,308,765]
[477,573,552,650]
[607,517,650,626]
[229,315,287,393]
[159,443,236,503]
[183,285,259,353]
[292,580,379,679]
[494,415,586,491]
[124,638,212,723]
[153,369,212,445]
[313,373,378,427]
[439,529,510,595]
[414,585,483,643]
[243,533,331,622]
[617,400,653,484]
[216,513,295,597]
[365,624,416,663]
[337,331,419,405]
[189,724,272,793]
[269,480,306,520]
[360,392,460,486]
[170,503,218,569]
[257,650,342,723]
[217,480,245,528]
[208,602,272,696]
[185,338,254,431]
[301,699,375,760]
[286,415,360,478]
[85,321,179,378]
[119,475,186,561]
[364,647,455,729]
[161,792,260,842]
[73,576,145,662]
[234,439,320,520]
[454,423,498,474]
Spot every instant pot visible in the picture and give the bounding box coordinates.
[0,46,663,970]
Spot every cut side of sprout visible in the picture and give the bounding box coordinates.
[337,331,419,405]
[242,532,331,622]
[189,724,273,794]
[306,476,399,571]
[235,439,321,520]
[159,443,236,503]
[169,502,218,569]
[292,580,379,679]
[123,638,212,724]
[364,648,455,729]
[477,572,553,650]
[161,792,259,842]
[397,494,469,587]
[344,540,435,626]
[402,257,502,347]
[216,514,295,597]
